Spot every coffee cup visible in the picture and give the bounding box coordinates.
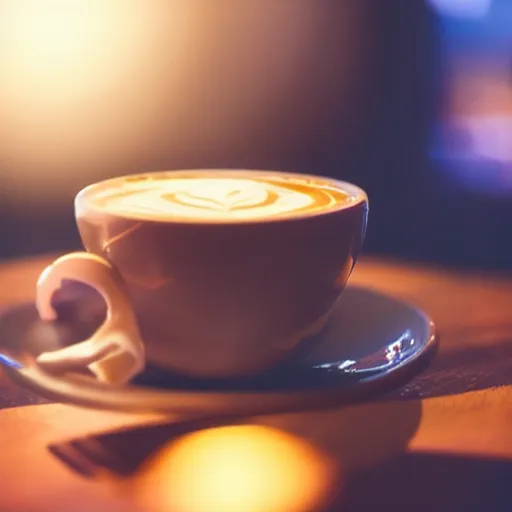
[35,170,368,384]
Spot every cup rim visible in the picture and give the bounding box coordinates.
[75,169,368,225]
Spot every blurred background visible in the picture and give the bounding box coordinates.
[0,0,511,269]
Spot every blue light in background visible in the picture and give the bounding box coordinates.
[428,0,492,19]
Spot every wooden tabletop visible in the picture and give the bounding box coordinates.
[0,254,510,512]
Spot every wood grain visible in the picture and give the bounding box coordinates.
[0,254,510,511]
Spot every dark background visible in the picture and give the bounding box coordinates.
[1,0,511,270]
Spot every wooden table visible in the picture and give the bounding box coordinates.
[0,254,510,512]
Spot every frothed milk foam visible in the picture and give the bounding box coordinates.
[86,171,354,221]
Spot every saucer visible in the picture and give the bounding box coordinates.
[0,285,436,415]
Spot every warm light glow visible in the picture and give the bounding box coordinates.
[135,425,337,512]
[3,0,129,99]
[0,0,195,199]
[0,1,363,211]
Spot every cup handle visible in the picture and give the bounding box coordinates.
[34,252,145,385]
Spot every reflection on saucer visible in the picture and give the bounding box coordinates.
[134,425,339,512]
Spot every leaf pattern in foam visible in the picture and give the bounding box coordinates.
[169,180,269,211]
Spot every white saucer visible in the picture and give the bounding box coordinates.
[0,285,436,415]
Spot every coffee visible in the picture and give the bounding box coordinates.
[84,171,353,222]
[36,170,368,384]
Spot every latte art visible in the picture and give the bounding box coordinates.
[167,180,297,214]
[87,172,354,222]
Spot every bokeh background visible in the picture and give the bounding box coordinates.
[0,0,511,269]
